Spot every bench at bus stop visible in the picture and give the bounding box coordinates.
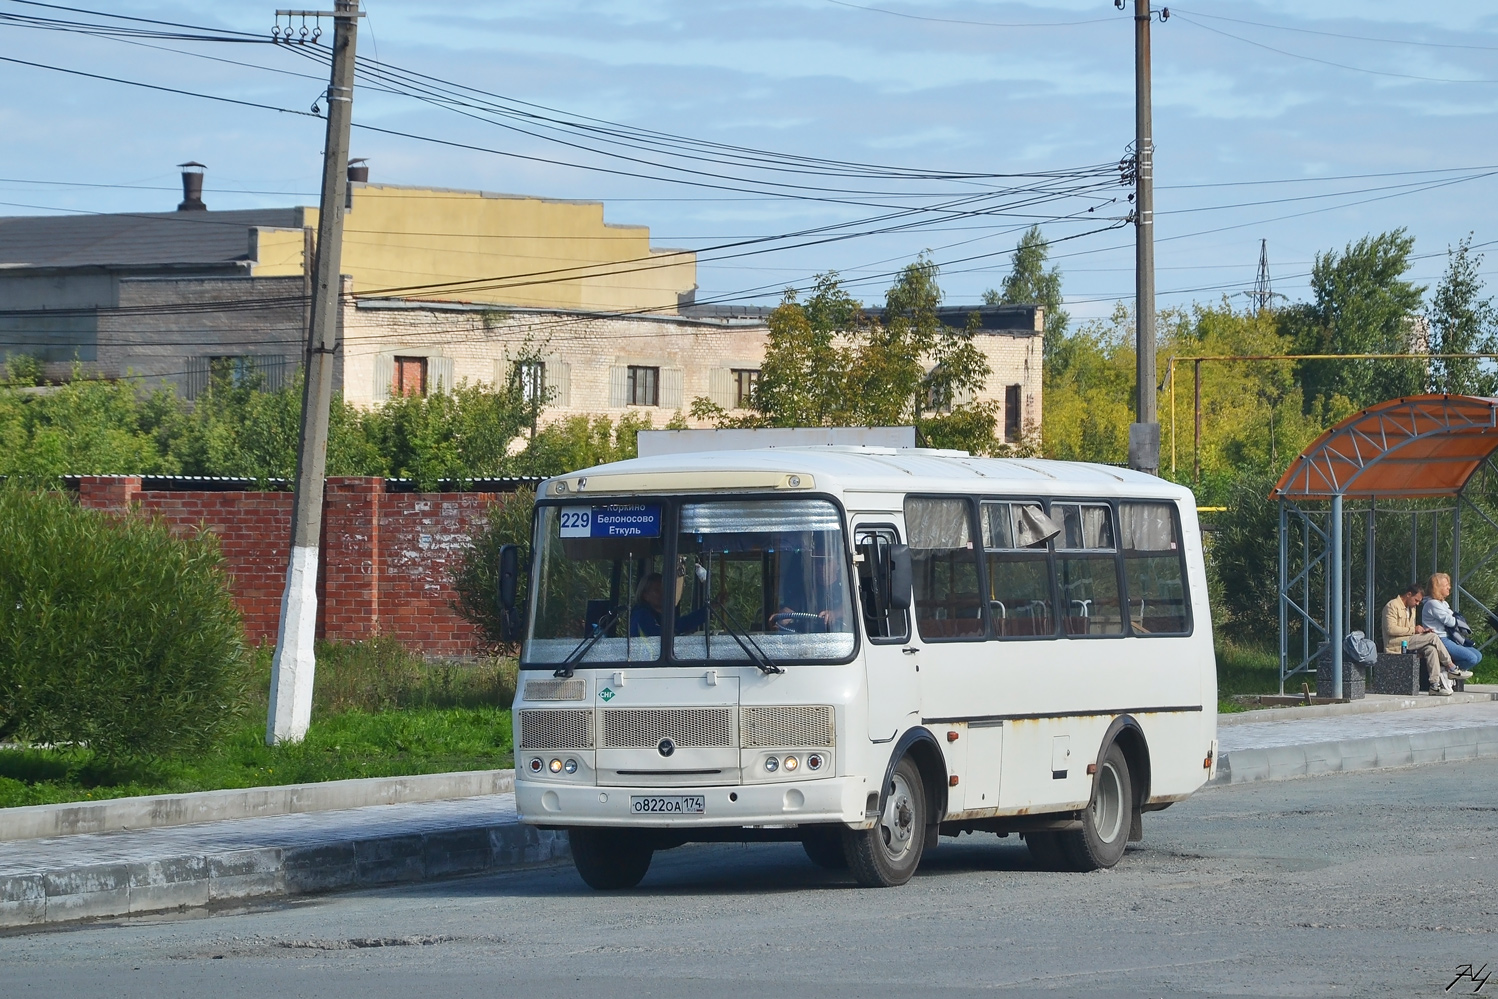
[1315,649,1466,698]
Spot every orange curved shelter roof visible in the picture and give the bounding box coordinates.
[1272,394,1498,500]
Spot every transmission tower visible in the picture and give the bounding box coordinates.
[1250,238,1273,313]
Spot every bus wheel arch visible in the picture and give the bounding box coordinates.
[842,728,947,887]
[1099,714,1150,841]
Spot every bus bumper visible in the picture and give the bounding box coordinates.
[516,776,870,829]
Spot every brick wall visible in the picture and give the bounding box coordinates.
[75,477,507,657]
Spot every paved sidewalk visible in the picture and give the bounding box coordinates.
[5,697,1498,932]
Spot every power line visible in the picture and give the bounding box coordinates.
[1173,13,1498,84]
[820,0,1114,29]
[1169,7,1498,53]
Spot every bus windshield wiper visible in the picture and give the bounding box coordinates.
[709,604,784,676]
[554,609,617,678]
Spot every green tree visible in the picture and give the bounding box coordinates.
[692,258,1001,452]
[1284,229,1427,410]
[984,225,1069,370]
[1428,234,1498,396]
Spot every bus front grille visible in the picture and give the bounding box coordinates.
[522,678,587,701]
[602,708,733,749]
[518,708,593,750]
[740,705,835,748]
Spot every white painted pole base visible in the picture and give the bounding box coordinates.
[267,545,320,745]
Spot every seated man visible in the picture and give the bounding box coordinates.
[628,572,709,638]
[1382,583,1455,695]
[1420,573,1480,680]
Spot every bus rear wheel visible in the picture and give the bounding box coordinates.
[843,756,926,887]
[568,827,654,890]
[1060,742,1133,872]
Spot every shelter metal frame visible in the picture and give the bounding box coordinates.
[1274,395,1498,695]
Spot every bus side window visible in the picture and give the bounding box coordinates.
[855,527,909,642]
[982,501,1056,639]
[904,497,984,641]
[1053,502,1124,637]
[1120,501,1191,635]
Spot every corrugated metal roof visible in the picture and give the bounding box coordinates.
[1272,394,1498,499]
[0,209,301,270]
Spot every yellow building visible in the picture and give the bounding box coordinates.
[252,182,697,313]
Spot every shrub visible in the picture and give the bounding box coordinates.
[262,638,519,716]
[0,484,249,757]
[451,488,535,646]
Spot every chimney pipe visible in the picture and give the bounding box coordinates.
[177,162,207,211]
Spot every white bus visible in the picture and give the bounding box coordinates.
[508,436,1217,889]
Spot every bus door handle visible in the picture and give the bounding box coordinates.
[901,647,919,655]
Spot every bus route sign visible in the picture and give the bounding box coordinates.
[559,504,662,539]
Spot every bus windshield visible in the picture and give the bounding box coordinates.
[525,498,855,666]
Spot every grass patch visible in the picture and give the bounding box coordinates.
[1215,639,1281,713]
[0,639,518,809]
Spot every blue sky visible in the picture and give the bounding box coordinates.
[3,1,1498,319]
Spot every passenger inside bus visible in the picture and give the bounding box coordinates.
[628,572,710,638]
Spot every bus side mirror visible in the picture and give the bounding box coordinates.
[498,544,520,611]
[497,544,524,643]
[887,544,912,610]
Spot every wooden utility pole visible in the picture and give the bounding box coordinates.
[1127,0,1162,476]
[267,1,361,745]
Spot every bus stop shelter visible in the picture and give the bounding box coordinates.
[1272,394,1498,695]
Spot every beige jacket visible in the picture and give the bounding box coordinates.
[1381,596,1422,653]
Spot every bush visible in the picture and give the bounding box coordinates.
[451,488,535,646]
[0,484,249,757]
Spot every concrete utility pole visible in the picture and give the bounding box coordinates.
[268,1,361,745]
[1127,0,1163,476]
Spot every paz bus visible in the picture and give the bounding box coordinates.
[506,429,1217,889]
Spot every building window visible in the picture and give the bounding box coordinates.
[732,368,760,409]
[515,360,546,405]
[393,356,428,397]
[1004,384,1022,442]
[627,365,660,407]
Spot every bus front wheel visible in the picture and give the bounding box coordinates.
[568,827,654,890]
[1060,742,1134,872]
[843,756,927,887]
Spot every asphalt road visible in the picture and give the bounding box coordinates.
[5,759,1497,999]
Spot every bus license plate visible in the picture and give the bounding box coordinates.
[630,795,705,814]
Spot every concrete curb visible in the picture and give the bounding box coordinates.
[1212,724,1498,785]
[0,770,516,842]
[0,821,568,930]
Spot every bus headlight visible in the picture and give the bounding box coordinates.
[764,757,779,773]
[564,758,578,775]
[783,755,799,773]
[549,758,564,773]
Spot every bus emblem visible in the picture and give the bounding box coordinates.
[658,738,676,758]
[600,687,615,701]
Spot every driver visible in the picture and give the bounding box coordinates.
[629,572,709,638]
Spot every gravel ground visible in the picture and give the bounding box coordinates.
[4,756,1495,998]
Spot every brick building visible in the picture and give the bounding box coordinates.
[1,165,1044,437]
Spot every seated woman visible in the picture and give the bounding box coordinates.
[629,572,709,638]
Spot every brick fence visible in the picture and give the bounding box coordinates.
[75,477,526,657]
